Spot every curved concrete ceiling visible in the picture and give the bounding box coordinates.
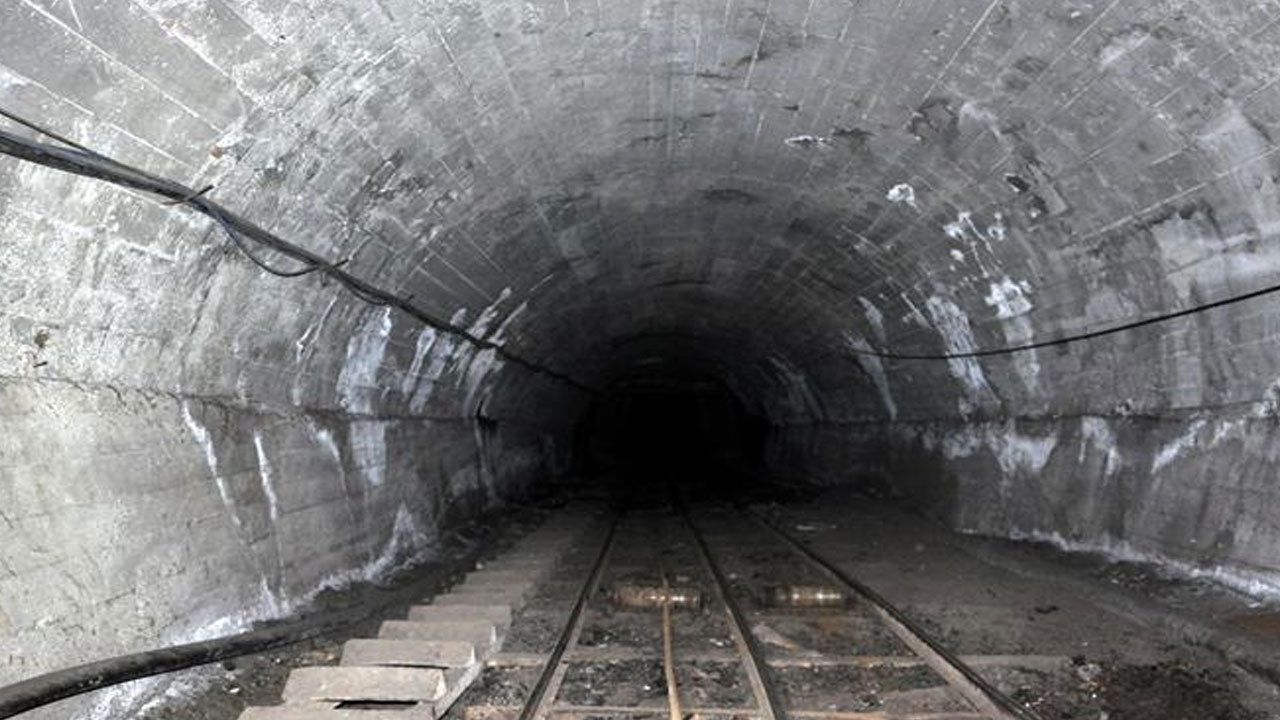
[10,0,1277,425]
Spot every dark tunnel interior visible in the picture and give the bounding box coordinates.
[8,0,1280,716]
[576,370,770,479]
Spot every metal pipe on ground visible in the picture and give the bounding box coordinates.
[611,584,704,611]
[762,585,849,609]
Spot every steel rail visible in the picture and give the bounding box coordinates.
[680,508,786,720]
[750,511,1042,720]
[518,514,620,720]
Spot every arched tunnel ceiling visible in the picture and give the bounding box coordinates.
[4,0,1280,425]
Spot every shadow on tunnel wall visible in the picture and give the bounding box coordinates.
[758,421,968,527]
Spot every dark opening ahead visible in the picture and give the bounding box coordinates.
[575,373,768,482]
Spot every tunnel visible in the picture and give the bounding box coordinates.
[3,0,1280,717]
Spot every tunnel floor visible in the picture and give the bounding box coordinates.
[124,481,1278,720]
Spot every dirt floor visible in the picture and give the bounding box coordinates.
[758,492,1280,718]
[456,491,1280,719]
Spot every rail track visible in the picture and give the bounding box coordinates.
[218,496,1041,720]
[451,500,1041,720]
[2,491,1257,720]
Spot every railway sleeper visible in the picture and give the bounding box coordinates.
[235,514,595,720]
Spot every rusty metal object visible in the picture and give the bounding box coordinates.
[611,584,703,610]
[660,578,682,720]
[762,585,849,609]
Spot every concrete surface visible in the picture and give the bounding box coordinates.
[5,0,1280,716]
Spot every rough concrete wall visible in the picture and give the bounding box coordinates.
[0,2,578,715]
[0,380,557,718]
[770,312,1280,598]
[7,0,1280,712]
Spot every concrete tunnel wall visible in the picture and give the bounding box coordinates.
[4,0,1280,713]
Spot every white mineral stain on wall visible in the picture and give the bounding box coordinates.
[462,348,504,414]
[1001,528,1280,601]
[885,183,918,209]
[474,420,494,496]
[916,423,981,459]
[337,307,393,414]
[489,300,529,346]
[992,422,1057,477]
[925,296,999,415]
[984,277,1032,319]
[899,294,931,328]
[857,296,887,344]
[1080,416,1120,477]
[293,298,331,404]
[180,402,241,531]
[983,277,1042,397]
[251,430,281,524]
[349,419,388,489]
[784,134,831,148]
[1098,27,1151,68]
[920,420,1057,474]
[0,65,33,91]
[403,327,438,397]
[295,297,339,364]
[181,406,291,618]
[1183,376,1280,451]
[986,213,1007,241]
[307,503,434,598]
[470,288,512,338]
[1152,419,1207,474]
[251,429,288,607]
[943,211,976,241]
[76,499,439,719]
[848,333,897,420]
[408,308,467,413]
[767,356,824,420]
[942,211,1005,276]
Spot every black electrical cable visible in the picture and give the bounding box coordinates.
[0,114,594,394]
[0,106,98,156]
[9,109,1270,367]
[0,515,519,720]
[202,203,320,278]
[851,279,1280,360]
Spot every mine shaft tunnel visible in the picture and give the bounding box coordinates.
[6,0,1280,717]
